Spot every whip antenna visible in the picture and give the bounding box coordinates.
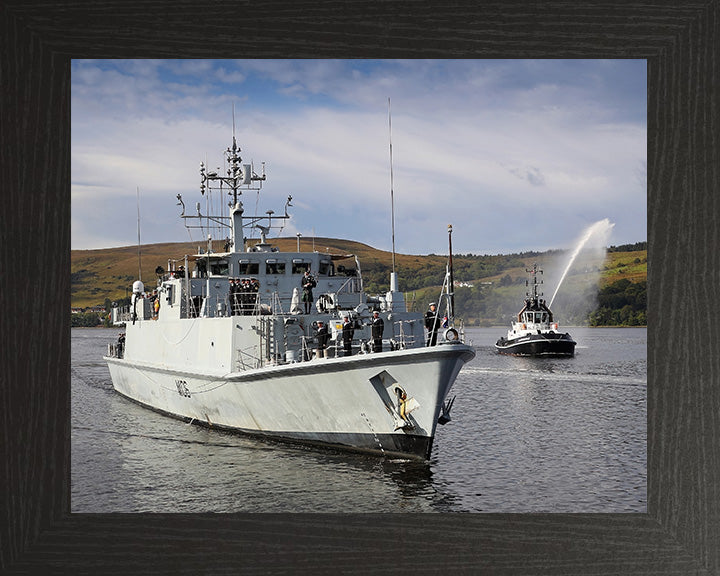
[232,101,236,147]
[136,186,142,281]
[388,98,397,286]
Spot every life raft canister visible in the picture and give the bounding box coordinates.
[444,327,459,342]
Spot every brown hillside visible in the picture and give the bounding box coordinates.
[72,237,400,308]
[71,239,646,308]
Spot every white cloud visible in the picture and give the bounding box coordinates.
[71,60,646,255]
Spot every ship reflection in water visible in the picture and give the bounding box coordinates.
[88,380,454,513]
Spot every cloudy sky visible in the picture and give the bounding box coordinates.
[71,59,646,256]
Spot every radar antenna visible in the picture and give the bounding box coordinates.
[179,112,288,253]
[254,224,270,244]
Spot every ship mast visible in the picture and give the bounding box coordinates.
[176,120,304,253]
[526,263,543,302]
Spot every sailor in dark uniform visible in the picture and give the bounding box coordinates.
[301,270,316,314]
[229,279,238,315]
[117,333,125,358]
[424,302,441,346]
[371,311,384,352]
[342,316,354,356]
[240,278,250,314]
[315,321,330,359]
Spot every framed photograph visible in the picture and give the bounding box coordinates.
[2,2,717,574]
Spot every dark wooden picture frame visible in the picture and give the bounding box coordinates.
[2,2,718,574]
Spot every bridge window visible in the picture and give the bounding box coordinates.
[292,260,311,274]
[319,260,333,275]
[210,260,229,276]
[266,260,286,275]
[238,262,259,275]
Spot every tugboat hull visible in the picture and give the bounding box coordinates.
[496,263,576,358]
[495,332,576,357]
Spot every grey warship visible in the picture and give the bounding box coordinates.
[105,131,475,460]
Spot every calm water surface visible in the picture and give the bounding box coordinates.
[71,326,646,513]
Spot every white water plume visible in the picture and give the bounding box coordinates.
[549,218,614,309]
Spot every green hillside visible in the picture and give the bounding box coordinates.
[71,239,646,326]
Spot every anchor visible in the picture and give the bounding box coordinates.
[437,395,456,425]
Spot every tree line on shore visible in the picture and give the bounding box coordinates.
[589,278,647,326]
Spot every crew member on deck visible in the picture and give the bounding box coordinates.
[240,279,250,314]
[229,279,237,315]
[371,311,384,353]
[342,316,354,356]
[301,270,316,314]
[424,302,441,346]
[117,333,125,358]
[153,291,160,320]
[315,321,329,359]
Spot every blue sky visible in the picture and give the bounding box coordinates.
[71,59,646,256]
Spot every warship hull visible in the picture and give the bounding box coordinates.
[106,342,474,460]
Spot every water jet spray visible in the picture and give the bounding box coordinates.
[549,219,614,308]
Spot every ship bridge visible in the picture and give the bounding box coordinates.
[120,248,366,321]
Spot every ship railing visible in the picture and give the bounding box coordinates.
[254,292,301,316]
[391,319,419,349]
[112,302,152,323]
[199,294,228,317]
[187,297,201,318]
[335,276,363,295]
[202,290,372,319]
[227,292,261,316]
[106,342,124,359]
[195,293,260,317]
[301,335,325,360]
[113,305,132,323]
[235,345,262,371]
[270,292,288,317]
[329,337,344,358]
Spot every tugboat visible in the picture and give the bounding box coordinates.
[104,129,475,461]
[495,263,576,357]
